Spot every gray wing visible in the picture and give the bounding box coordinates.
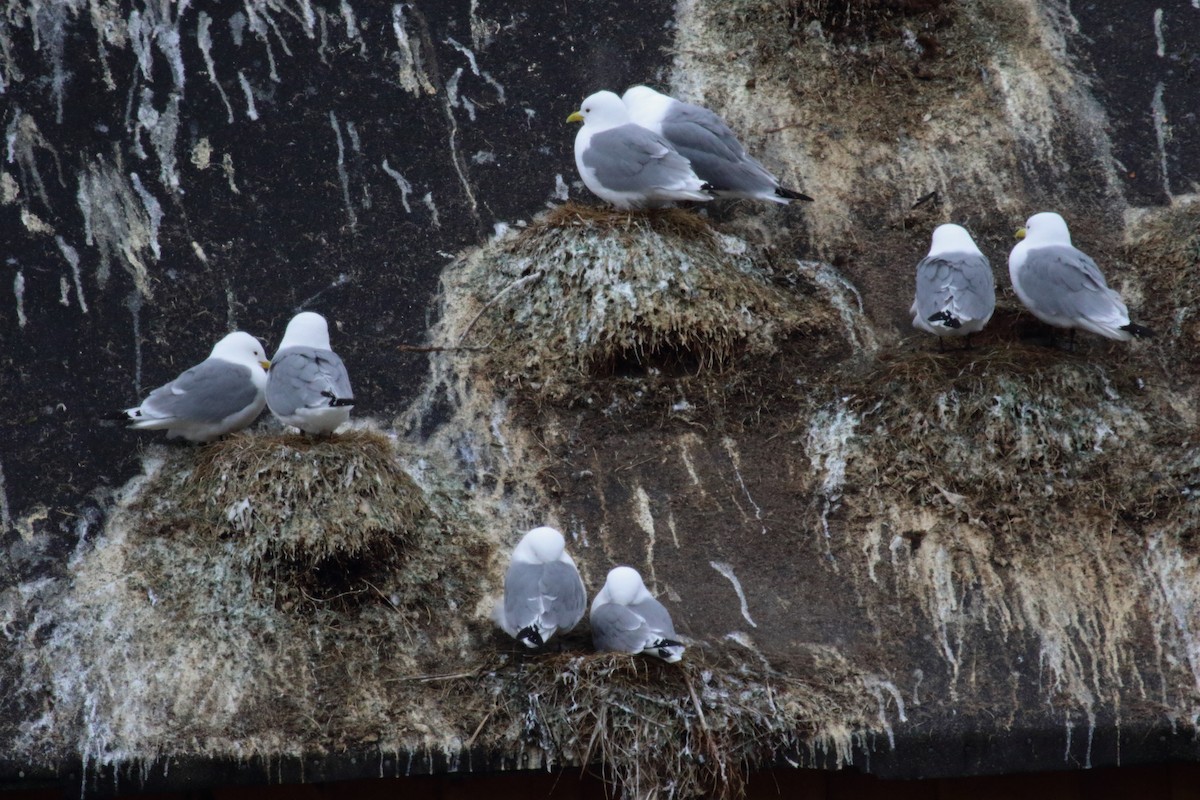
[628,597,677,638]
[591,602,654,655]
[266,346,353,417]
[503,561,586,633]
[141,359,258,423]
[582,124,700,193]
[1018,245,1127,321]
[914,252,996,321]
[660,102,776,192]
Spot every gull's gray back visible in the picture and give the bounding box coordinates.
[914,252,995,320]
[592,595,676,654]
[266,346,352,416]
[1017,245,1127,321]
[144,360,258,422]
[503,560,585,632]
[660,102,775,193]
[583,124,699,193]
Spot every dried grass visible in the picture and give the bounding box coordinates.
[455,202,829,400]
[475,645,874,800]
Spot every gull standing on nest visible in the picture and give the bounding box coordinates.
[591,566,685,662]
[567,90,714,209]
[622,85,813,204]
[118,331,270,443]
[1009,212,1154,344]
[497,526,587,649]
[266,312,355,435]
[911,223,995,348]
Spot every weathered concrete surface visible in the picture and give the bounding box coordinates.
[0,0,1198,796]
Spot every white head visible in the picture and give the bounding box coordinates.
[621,85,672,114]
[278,311,332,351]
[928,223,982,257]
[597,566,652,607]
[1020,212,1072,247]
[512,526,567,565]
[567,91,630,131]
[210,331,270,370]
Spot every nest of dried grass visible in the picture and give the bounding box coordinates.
[815,344,1199,559]
[129,429,436,607]
[474,645,874,800]
[1125,202,1200,353]
[456,203,823,399]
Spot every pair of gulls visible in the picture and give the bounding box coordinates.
[568,86,812,209]
[497,526,685,663]
[120,312,355,442]
[913,213,1154,345]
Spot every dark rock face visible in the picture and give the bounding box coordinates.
[1,0,1199,796]
[0,0,672,564]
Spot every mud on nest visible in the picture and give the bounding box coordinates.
[131,429,436,603]
[463,644,876,800]
[456,203,833,400]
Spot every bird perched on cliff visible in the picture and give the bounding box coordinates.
[591,566,684,662]
[266,312,354,435]
[910,223,995,347]
[1009,212,1154,343]
[622,85,812,204]
[119,331,270,442]
[567,90,713,209]
[497,526,587,649]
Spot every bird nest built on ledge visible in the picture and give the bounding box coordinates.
[450,203,841,400]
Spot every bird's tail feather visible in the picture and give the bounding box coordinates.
[1121,322,1155,339]
[775,186,814,202]
[928,311,962,329]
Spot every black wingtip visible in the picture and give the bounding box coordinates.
[516,626,543,648]
[1121,323,1155,339]
[776,186,814,202]
[320,391,356,407]
[928,311,962,330]
[109,409,135,422]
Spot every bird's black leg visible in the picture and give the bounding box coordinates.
[961,334,973,352]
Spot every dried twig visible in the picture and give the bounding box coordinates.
[457,270,545,345]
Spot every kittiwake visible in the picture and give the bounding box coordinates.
[1009,212,1154,342]
[622,85,812,204]
[590,566,684,663]
[497,526,586,648]
[911,223,995,345]
[567,90,713,209]
[119,330,270,442]
[266,311,355,435]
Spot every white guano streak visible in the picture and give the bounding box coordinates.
[710,561,757,628]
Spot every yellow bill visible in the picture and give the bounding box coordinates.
[566,111,584,124]
[1014,227,1027,240]
[260,360,272,370]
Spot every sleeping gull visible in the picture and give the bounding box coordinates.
[498,526,586,648]
[1009,212,1154,342]
[622,85,812,204]
[567,90,713,209]
[910,223,995,347]
[591,566,684,662]
[119,331,270,442]
[266,312,354,435]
